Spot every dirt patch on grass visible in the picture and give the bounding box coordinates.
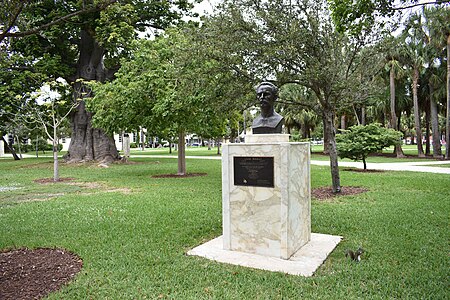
[33,177,76,184]
[32,179,132,194]
[152,173,207,178]
[312,186,368,200]
[66,181,133,194]
[0,248,82,300]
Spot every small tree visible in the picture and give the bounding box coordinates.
[336,123,403,170]
[24,79,80,181]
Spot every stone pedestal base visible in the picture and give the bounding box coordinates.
[222,141,310,259]
[187,233,342,276]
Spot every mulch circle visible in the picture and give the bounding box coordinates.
[152,173,207,178]
[312,186,368,200]
[0,248,83,300]
[33,177,76,184]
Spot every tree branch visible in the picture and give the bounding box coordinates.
[393,0,449,11]
[1,0,117,39]
[0,2,24,42]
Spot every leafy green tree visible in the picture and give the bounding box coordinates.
[0,0,195,163]
[328,0,447,34]
[400,12,428,157]
[88,27,246,175]
[420,6,449,158]
[203,0,382,193]
[336,123,402,170]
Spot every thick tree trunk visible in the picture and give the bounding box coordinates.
[446,36,450,160]
[323,109,341,193]
[65,29,118,163]
[412,67,425,157]
[177,129,186,175]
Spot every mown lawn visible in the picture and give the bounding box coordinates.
[0,157,448,299]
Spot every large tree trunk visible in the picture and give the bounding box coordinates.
[412,67,425,157]
[323,109,341,193]
[65,29,118,163]
[446,35,450,160]
[430,83,442,158]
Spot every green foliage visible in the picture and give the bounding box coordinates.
[1,0,196,138]
[336,123,403,168]
[88,26,247,139]
[328,0,393,34]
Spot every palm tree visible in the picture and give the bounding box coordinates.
[401,13,427,157]
[386,56,406,158]
[421,7,448,158]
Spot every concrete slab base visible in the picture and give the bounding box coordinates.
[187,233,342,276]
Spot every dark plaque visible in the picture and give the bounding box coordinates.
[234,156,274,188]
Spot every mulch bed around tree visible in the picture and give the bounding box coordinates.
[33,177,76,184]
[312,186,368,200]
[152,173,207,178]
[0,248,83,300]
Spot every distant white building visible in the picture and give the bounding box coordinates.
[2,130,211,155]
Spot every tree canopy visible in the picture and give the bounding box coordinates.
[327,0,448,34]
[1,0,197,162]
[88,26,251,174]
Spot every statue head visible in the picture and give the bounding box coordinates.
[256,82,278,115]
[251,82,284,134]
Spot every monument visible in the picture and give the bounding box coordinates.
[222,82,309,259]
[188,82,341,276]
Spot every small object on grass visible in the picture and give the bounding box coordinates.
[345,247,364,262]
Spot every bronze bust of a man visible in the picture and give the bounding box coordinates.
[251,82,284,134]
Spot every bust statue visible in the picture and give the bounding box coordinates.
[251,82,284,134]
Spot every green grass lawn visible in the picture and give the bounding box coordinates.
[0,157,448,299]
[128,144,448,164]
[129,146,221,157]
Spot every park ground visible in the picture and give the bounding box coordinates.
[0,145,448,299]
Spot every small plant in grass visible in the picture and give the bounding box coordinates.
[336,123,402,170]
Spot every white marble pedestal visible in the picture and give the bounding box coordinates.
[187,135,342,276]
[222,137,310,259]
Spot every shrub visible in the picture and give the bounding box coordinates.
[336,123,402,169]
